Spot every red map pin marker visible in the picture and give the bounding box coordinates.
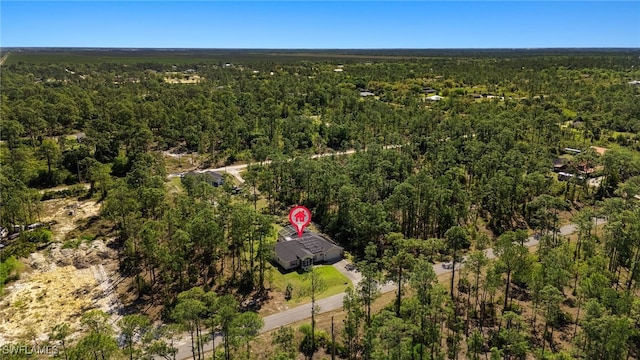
[289,206,311,238]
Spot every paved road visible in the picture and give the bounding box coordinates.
[165,217,606,360]
[166,259,389,360]
[167,145,403,184]
[447,219,606,274]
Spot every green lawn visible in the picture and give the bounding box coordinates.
[268,264,351,305]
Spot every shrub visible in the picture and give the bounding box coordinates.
[285,283,293,300]
[3,241,36,259]
[62,238,82,249]
[41,184,87,200]
[0,256,23,292]
[21,228,52,244]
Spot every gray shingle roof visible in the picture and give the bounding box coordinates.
[275,225,342,262]
[274,241,313,262]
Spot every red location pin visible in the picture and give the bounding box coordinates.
[289,206,311,238]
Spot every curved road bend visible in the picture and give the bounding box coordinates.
[164,218,605,360]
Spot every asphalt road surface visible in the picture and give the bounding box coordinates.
[164,218,605,360]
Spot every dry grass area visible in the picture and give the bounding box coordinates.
[257,290,290,317]
[162,151,201,174]
[558,209,576,226]
[0,265,97,344]
[160,149,229,176]
[41,197,103,242]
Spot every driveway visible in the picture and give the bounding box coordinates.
[332,259,363,286]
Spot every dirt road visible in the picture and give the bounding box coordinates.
[167,145,403,183]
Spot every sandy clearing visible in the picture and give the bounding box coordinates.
[0,265,97,344]
[41,197,102,242]
[0,249,122,345]
[0,194,122,345]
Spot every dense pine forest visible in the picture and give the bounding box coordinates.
[1,49,640,359]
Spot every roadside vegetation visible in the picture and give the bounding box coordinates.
[0,49,639,359]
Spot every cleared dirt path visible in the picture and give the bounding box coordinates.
[166,145,403,183]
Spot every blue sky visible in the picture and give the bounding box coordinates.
[2,1,639,48]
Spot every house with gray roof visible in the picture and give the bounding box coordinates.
[274,225,343,270]
[181,171,224,187]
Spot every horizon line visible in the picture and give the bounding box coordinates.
[4,47,640,50]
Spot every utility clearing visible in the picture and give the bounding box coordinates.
[0,197,122,345]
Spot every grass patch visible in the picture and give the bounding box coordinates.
[255,197,269,211]
[0,257,24,293]
[166,177,184,194]
[62,238,83,249]
[562,108,578,118]
[64,213,111,243]
[41,184,88,200]
[80,234,96,241]
[269,264,351,306]
[12,300,27,310]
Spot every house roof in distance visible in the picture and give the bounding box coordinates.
[182,170,224,183]
[553,158,567,168]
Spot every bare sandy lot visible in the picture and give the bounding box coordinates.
[0,265,97,343]
[0,196,121,345]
